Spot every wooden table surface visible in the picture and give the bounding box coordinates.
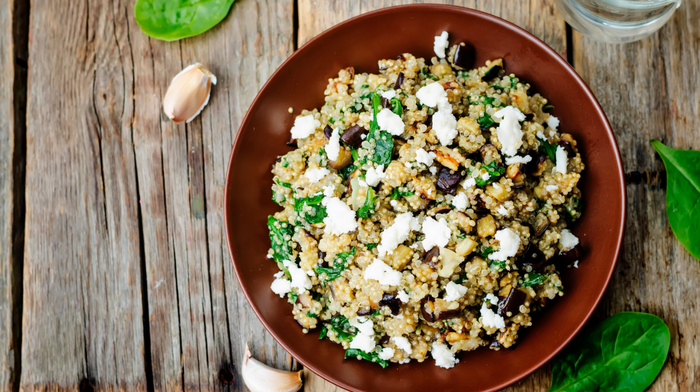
[1,0,698,391]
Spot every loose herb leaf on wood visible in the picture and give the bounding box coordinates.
[651,140,700,260]
[548,312,670,392]
[135,0,236,41]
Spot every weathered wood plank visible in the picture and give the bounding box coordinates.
[21,0,146,389]
[125,0,295,390]
[297,1,566,391]
[573,1,700,390]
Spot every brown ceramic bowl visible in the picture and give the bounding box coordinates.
[225,4,625,392]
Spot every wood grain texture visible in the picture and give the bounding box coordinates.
[573,1,700,390]
[0,0,15,389]
[297,1,565,390]
[21,0,146,390]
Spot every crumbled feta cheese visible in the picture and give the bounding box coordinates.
[497,205,508,216]
[397,290,409,303]
[416,83,448,108]
[536,130,546,140]
[481,172,491,181]
[432,342,458,369]
[481,294,505,329]
[422,217,451,251]
[452,192,468,211]
[322,197,358,235]
[415,148,436,167]
[270,278,291,297]
[305,168,330,183]
[462,178,476,188]
[273,271,284,278]
[485,293,499,306]
[361,134,367,140]
[378,347,395,360]
[365,165,386,187]
[488,228,521,261]
[444,281,468,302]
[377,108,405,136]
[390,200,398,207]
[267,254,274,260]
[573,260,580,268]
[409,243,419,249]
[282,260,312,292]
[560,229,579,251]
[505,155,532,165]
[381,90,396,99]
[358,178,368,188]
[323,185,335,198]
[290,114,320,139]
[378,212,420,256]
[365,259,402,286]
[349,317,376,352]
[493,106,526,156]
[306,269,315,277]
[326,127,341,161]
[392,336,412,354]
[433,31,449,59]
[429,166,437,175]
[549,129,557,138]
[555,145,568,174]
[546,114,560,131]
[404,161,412,169]
[432,107,458,146]
[546,185,558,192]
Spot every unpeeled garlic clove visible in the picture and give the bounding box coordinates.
[163,63,217,123]
[242,343,303,392]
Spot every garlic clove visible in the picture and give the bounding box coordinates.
[163,63,217,123]
[242,343,303,392]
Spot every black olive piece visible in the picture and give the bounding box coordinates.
[379,293,402,315]
[339,125,367,149]
[533,213,550,238]
[453,42,476,69]
[497,288,528,317]
[317,251,328,268]
[421,295,436,322]
[323,124,333,139]
[524,113,535,122]
[275,156,282,163]
[356,308,372,316]
[482,63,503,82]
[518,243,548,271]
[394,72,405,89]
[425,115,433,127]
[552,244,583,268]
[435,308,461,321]
[379,335,391,345]
[558,140,576,157]
[423,246,440,267]
[436,166,463,195]
[286,137,297,147]
[525,152,546,175]
[512,181,526,190]
[490,338,504,350]
[381,96,391,109]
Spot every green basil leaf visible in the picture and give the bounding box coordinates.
[134,0,236,41]
[521,272,547,287]
[293,193,327,224]
[344,348,389,368]
[357,188,376,219]
[371,131,394,166]
[549,312,670,392]
[365,243,378,250]
[651,140,700,260]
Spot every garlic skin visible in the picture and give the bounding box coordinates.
[242,344,303,392]
[163,63,217,123]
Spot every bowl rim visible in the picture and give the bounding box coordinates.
[224,4,626,391]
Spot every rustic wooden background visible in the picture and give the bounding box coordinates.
[0,0,698,391]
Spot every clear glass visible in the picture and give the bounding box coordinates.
[554,0,682,43]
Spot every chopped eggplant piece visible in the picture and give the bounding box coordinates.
[323,124,333,139]
[525,153,547,176]
[421,295,436,322]
[437,247,463,278]
[379,293,402,315]
[479,143,501,165]
[482,59,504,81]
[340,125,367,148]
[425,114,432,127]
[490,338,505,350]
[518,243,547,271]
[381,96,391,109]
[394,72,405,89]
[532,213,550,238]
[427,204,452,217]
[471,194,489,214]
[297,292,313,309]
[436,166,463,195]
[558,140,575,157]
[453,42,476,69]
[344,66,355,79]
[379,335,391,345]
[286,136,297,148]
[552,244,583,268]
[328,147,353,170]
[434,299,461,320]
[423,246,440,268]
[497,287,527,316]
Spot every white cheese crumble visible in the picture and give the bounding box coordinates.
[358,178,368,188]
[290,114,320,139]
[536,130,547,140]
[349,317,376,352]
[415,148,436,167]
[546,114,560,131]
[274,271,284,278]
[444,281,468,302]
[432,107,458,146]
[364,259,402,286]
[433,31,449,59]
[282,260,312,292]
[462,178,476,188]
[573,260,580,268]
[560,229,579,251]
[365,165,386,187]
[481,172,491,181]
[397,290,409,303]
[304,168,330,183]
[381,90,396,99]
[323,185,335,198]
[555,145,568,174]
[452,192,468,211]
[321,197,358,235]
[497,205,508,216]
[377,108,405,136]
[480,293,505,329]
[326,127,341,161]
[488,228,521,261]
[416,83,448,108]
[378,347,395,361]
[422,217,451,251]
[378,212,420,256]
[432,342,458,369]
[546,185,558,192]
[505,155,532,165]
[493,106,526,156]
[270,278,291,297]
[429,166,438,175]
[392,336,412,354]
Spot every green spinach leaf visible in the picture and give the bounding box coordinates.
[294,193,327,224]
[365,243,378,250]
[391,97,403,116]
[390,188,414,200]
[521,272,547,287]
[478,113,496,129]
[357,188,376,219]
[475,161,505,187]
[315,247,356,282]
[549,312,670,392]
[135,0,236,41]
[344,348,389,368]
[267,216,294,265]
[320,315,357,342]
[651,140,700,260]
[538,135,558,161]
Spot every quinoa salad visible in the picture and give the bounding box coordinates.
[266,31,584,369]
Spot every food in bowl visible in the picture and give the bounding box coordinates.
[266,31,584,369]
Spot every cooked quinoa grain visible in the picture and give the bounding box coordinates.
[266,34,584,370]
